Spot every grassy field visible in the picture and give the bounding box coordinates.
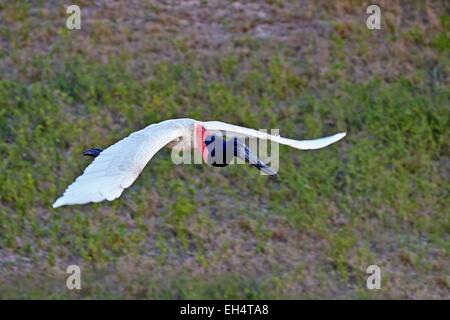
[0,1,448,299]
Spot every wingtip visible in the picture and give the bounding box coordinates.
[52,198,64,209]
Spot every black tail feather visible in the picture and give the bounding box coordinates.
[83,148,103,158]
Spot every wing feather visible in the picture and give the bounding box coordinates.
[202,121,346,150]
[53,119,194,208]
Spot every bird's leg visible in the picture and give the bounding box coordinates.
[83,148,103,158]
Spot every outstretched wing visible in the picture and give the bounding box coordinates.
[202,121,346,150]
[53,119,194,208]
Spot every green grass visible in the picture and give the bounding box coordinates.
[1,52,448,298]
[0,1,449,299]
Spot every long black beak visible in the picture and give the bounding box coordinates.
[234,140,280,178]
[250,161,280,178]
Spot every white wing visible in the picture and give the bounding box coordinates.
[202,121,346,150]
[53,118,194,208]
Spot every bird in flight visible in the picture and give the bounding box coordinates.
[53,118,346,208]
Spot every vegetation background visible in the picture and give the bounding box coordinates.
[0,0,448,299]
